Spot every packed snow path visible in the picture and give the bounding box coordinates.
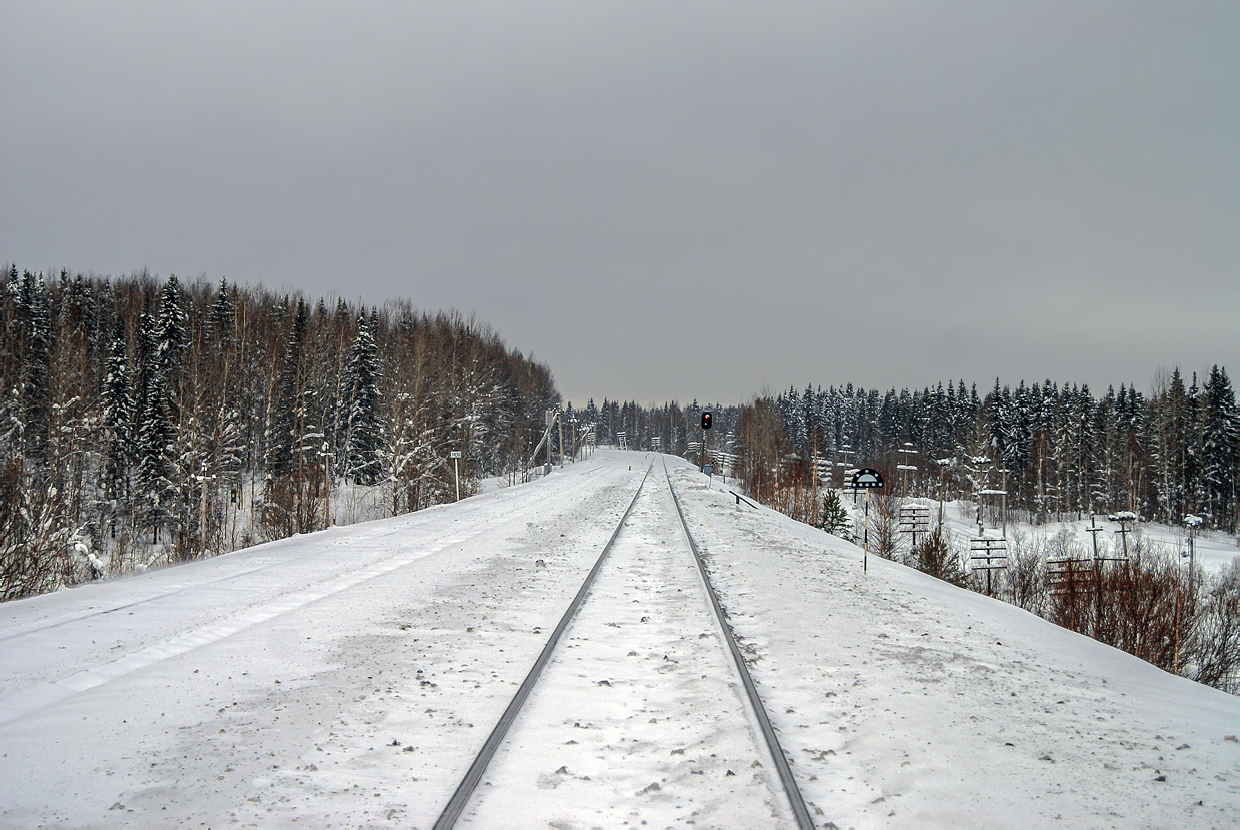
[454,462,805,827]
[0,451,1237,828]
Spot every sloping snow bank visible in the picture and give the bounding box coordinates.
[677,459,1240,828]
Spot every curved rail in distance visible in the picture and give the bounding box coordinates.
[432,462,653,829]
[664,459,816,830]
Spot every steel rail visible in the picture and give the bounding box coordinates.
[432,461,654,829]
[663,459,816,830]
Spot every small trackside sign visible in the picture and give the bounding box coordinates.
[450,451,462,459]
[851,468,884,489]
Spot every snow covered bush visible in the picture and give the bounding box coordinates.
[0,461,74,600]
[914,528,967,587]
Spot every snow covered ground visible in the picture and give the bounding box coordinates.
[464,467,794,827]
[1,450,1237,828]
[895,495,1240,575]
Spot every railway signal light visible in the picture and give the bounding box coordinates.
[701,412,712,430]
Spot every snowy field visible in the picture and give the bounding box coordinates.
[1,451,1238,828]
[911,496,1240,575]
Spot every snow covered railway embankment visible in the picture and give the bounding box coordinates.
[439,460,815,828]
[0,454,646,828]
[673,460,1240,829]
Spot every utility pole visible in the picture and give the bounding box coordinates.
[1185,514,1202,604]
[547,409,555,468]
[1001,467,1008,539]
[1086,515,1105,633]
[1085,514,1104,559]
[935,458,951,531]
[1113,511,1135,559]
[897,443,918,495]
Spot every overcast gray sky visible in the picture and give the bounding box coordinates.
[3,1,1237,406]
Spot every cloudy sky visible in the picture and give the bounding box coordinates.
[3,1,1237,406]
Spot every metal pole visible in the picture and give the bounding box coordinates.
[454,457,460,502]
[1188,523,1196,604]
[1089,514,1101,634]
[1001,468,1007,539]
[547,410,555,468]
[863,489,869,573]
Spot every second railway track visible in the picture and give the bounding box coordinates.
[435,459,813,828]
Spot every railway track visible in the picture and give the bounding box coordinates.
[434,459,813,828]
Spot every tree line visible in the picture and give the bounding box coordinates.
[768,373,1237,532]
[579,370,1239,536]
[578,397,737,458]
[1,266,559,600]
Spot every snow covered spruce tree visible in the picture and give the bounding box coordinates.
[18,271,52,471]
[342,310,386,486]
[1200,366,1238,533]
[261,297,328,539]
[134,300,176,546]
[0,270,63,598]
[100,314,133,537]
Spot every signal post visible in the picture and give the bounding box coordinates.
[851,468,884,573]
[699,411,712,472]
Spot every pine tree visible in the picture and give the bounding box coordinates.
[19,272,52,470]
[267,298,307,479]
[101,314,133,506]
[343,312,385,485]
[1201,366,1238,531]
[1186,372,1205,516]
[207,277,232,344]
[327,298,354,474]
[135,365,174,542]
[819,489,850,538]
[133,301,174,543]
[914,527,968,586]
[154,276,188,423]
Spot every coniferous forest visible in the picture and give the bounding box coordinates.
[761,377,1239,533]
[1,266,559,600]
[585,376,1239,535]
